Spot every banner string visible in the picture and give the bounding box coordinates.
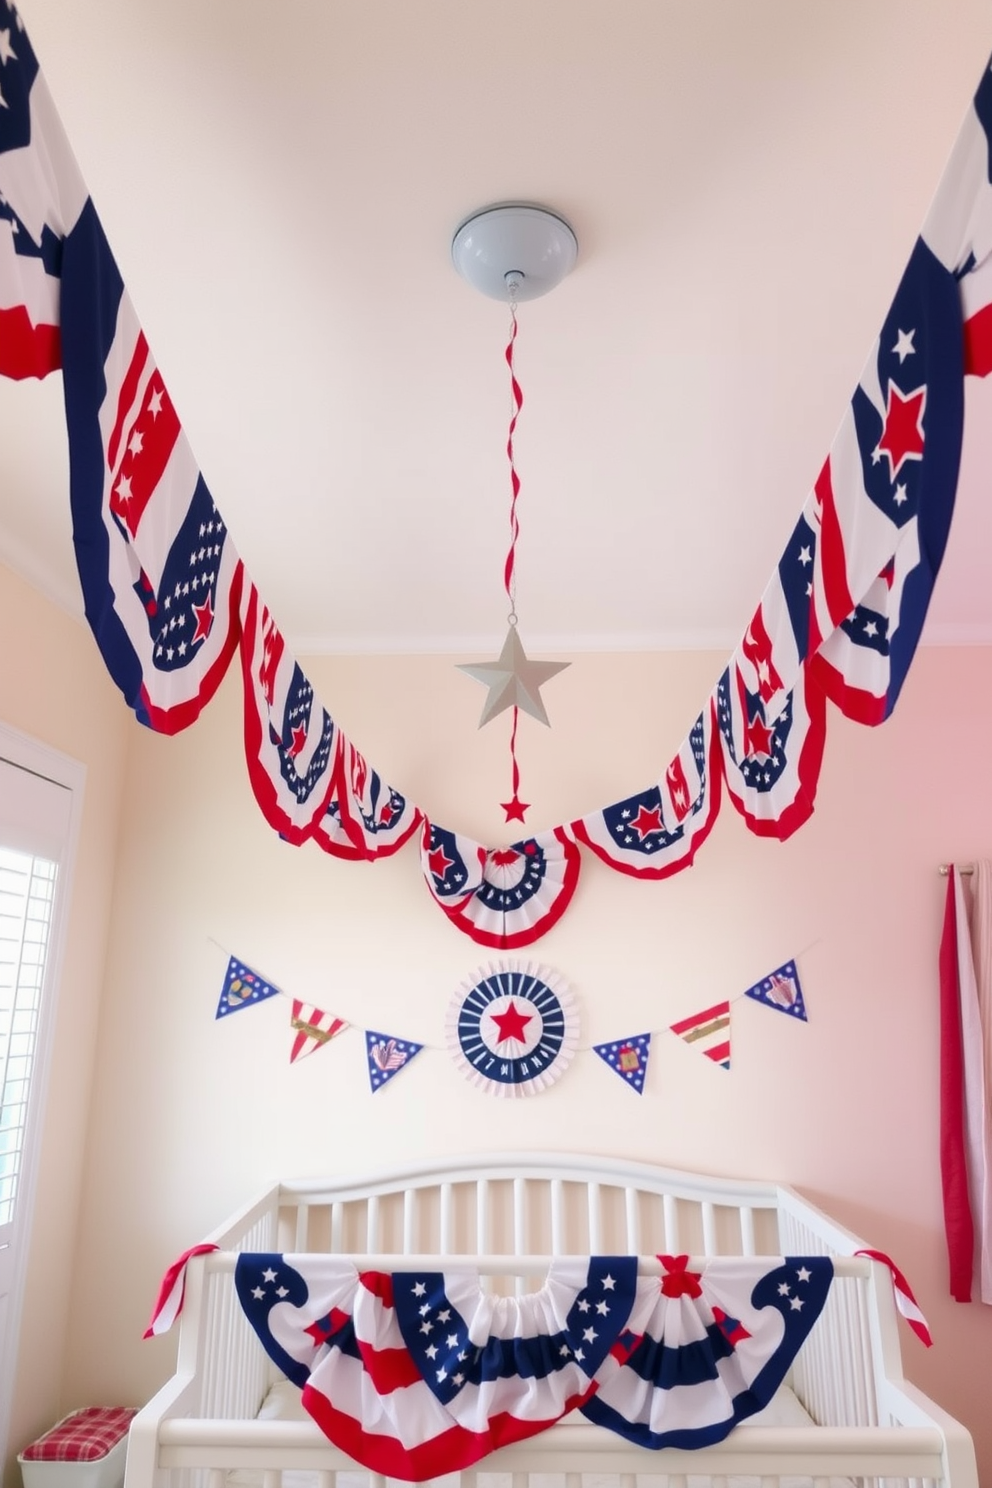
[209,938,806,1060]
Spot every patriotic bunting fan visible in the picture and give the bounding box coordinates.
[446,959,579,1097]
[5,19,992,950]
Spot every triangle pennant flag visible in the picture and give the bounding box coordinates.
[670,999,731,1070]
[593,1034,652,1094]
[744,959,808,1021]
[365,1029,424,1093]
[289,1000,348,1063]
[216,956,282,1019]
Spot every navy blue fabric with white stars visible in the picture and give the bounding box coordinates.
[392,1258,638,1406]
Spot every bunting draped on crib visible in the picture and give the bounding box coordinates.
[5,10,992,945]
[232,1252,833,1480]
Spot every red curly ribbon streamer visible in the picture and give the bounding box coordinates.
[500,305,529,822]
[503,306,522,608]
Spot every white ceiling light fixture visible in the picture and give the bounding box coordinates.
[451,202,578,302]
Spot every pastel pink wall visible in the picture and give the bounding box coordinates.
[0,564,128,1488]
[42,635,992,1481]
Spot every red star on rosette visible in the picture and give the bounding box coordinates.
[191,591,214,644]
[490,1000,533,1045]
[287,723,308,758]
[875,381,926,480]
[428,843,454,880]
[378,800,396,826]
[630,802,663,839]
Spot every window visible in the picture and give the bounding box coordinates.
[0,847,58,1234]
[0,727,83,1467]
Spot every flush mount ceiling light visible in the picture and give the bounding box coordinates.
[451,202,578,302]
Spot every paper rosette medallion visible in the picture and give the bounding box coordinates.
[446,960,578,1097]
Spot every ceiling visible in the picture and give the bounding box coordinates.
[3,0,992,656]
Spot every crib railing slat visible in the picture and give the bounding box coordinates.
[403,1186,417,1254]
[587,1181,603,1251]
[550,1178,565,1254]
[702,1200,717,1254]
[476,1179,490,1253]
[624,1185,641,1254]
[514,1178,527,1295]
[440,1181,454,1251]
[663,1192,680,1251]
[366,1193,380,1250]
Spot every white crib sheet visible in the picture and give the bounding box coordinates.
[229,1379,854,1488]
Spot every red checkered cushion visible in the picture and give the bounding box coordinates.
[22,1408,137,1462]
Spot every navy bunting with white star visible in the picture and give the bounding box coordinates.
[3,10,991,947]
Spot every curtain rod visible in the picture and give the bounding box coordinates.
[939,864,974,876]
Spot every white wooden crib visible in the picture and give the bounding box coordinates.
[123,1152,978,1488]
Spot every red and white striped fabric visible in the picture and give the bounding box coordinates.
[572,708,722,880]
[952,868,992,1304]
[0,61,88,379]
[239,582,344,844]
[143,1243,219,1338]
[670,1000,731,1071]
[78,278,246,733]
[713,666,826,840]
[235,1254,638,1481]
[938,869,976,1303]
[807,534,916,726]
[854,1249,933,1347]
[289,1001,348,1063]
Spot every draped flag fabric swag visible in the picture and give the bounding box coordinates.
[5,13,992,945]
[232,1251,834,1480]
[938,863,992,1304]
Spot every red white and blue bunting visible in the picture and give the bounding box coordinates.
[3,16,992,946]
[229,1251,834,1479]
[216,951,807,1093]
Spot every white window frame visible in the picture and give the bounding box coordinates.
[0,722,85,1465]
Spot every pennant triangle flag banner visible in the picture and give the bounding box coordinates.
[593,1034,652,1094]
[365,1030,424,1093]
[216,956,282,1019]
[670,1000,731,1070]
[289,1000,348,1063]
[744,959,808,1021]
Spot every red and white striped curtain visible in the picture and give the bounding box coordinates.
[939,862,992,1302]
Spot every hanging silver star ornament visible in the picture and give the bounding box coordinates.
[458,625,570,727]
